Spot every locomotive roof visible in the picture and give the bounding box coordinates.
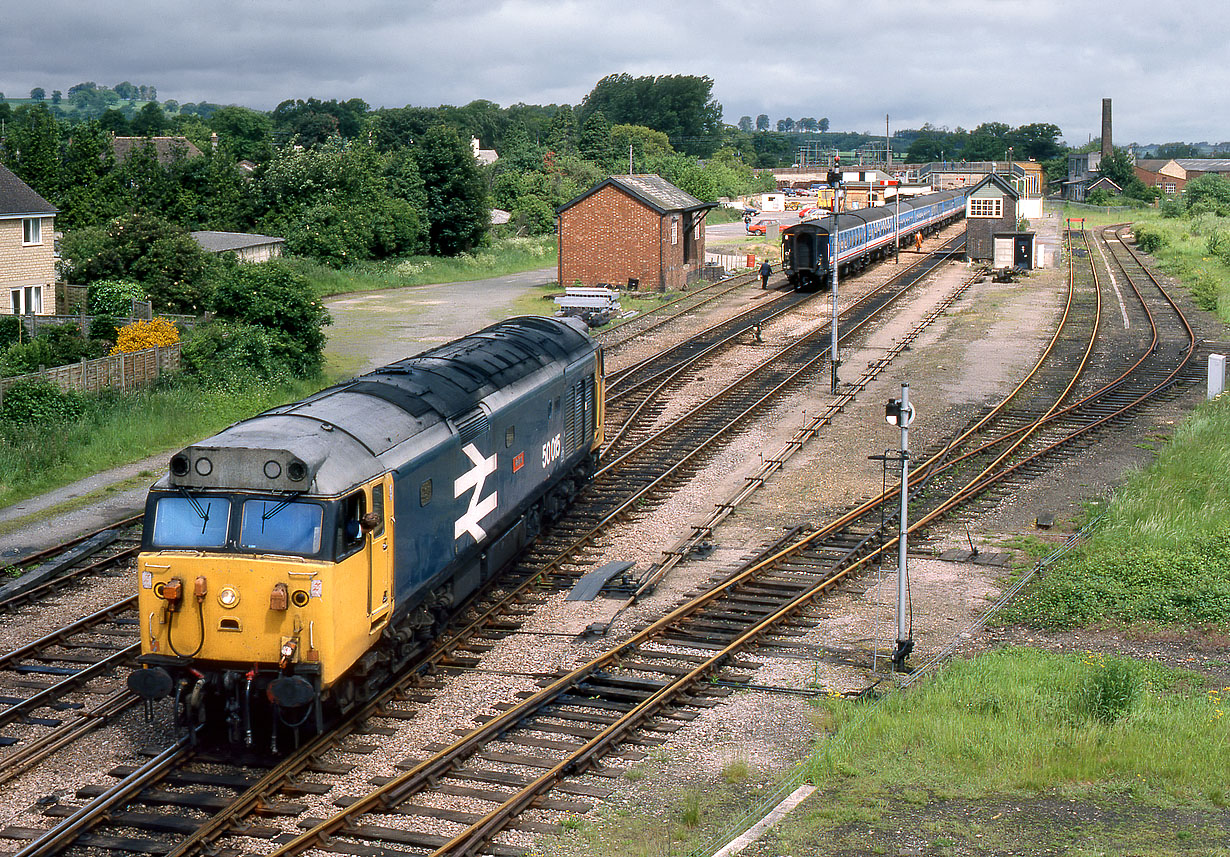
[161,316,595,496]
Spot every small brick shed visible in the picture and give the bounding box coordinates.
[556,174,716,292]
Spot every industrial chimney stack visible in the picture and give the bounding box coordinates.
[1101,98,1112,161]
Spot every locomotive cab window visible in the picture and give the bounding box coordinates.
[368,484,385,537]
[239,498,323,556]
[335,491,367,559]
[151,494,231,549]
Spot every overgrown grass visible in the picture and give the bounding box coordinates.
[807,648,1228,807]
[0,374,319,508]
[1000,394,1230,629]
[1062,203,1230,323]
[284,235,557,299]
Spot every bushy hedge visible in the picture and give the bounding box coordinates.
[206,262,331,377]
[0,379,85,425]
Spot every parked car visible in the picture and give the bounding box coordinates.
[747,219,776,235]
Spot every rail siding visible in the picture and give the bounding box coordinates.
[0,344,182,400]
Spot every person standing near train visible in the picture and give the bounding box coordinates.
[760,258,772,289]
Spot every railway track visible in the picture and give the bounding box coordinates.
[0,232,974,856]
[196,226,1197,857]
[7,225,1199,857]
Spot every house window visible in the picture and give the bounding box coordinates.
[22,218,42,245]
[968,198,1002,218]
[10,286,42,316]
[1163,183,1176,194]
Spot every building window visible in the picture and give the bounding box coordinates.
[968,198,1002,218]
[10,285,43,316]
[1163,183,1176,194]
[22,218,42,245]
[671,217,678,245]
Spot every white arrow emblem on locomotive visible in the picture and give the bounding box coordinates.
[454,443,498,542]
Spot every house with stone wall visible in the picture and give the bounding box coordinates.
[0,163,58,315]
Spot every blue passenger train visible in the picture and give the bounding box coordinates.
[781,190,968,291]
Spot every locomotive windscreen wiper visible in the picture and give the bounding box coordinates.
[260,493,303,522]
[178,487,212,534]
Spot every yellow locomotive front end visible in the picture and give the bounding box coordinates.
[128,429,395,748]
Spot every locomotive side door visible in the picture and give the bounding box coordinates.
[367,475,393,629]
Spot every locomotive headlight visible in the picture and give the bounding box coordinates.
[218,587,239,609]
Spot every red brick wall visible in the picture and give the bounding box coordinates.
[558,185,706,291]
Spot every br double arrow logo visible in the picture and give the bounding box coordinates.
[454,443,497,542]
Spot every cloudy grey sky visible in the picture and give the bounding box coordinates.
[3,0,1227,146]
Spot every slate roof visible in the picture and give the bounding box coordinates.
[966,173,1021,199]
[0,163,57,218]
[190,231,285,253]
[557,173,715,216]
[1174,159,1230,173]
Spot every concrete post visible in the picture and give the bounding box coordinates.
[1209,354,1226,400]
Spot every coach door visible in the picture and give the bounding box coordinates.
[367,475,393,630]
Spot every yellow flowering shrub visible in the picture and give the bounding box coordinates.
[110,318,181,355]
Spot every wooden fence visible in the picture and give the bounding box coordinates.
[0,344,182,404]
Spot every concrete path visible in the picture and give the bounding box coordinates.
[0,268,557,559]
[324,267,556,376]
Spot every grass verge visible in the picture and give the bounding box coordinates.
[998,394,1230,630]
[0,375,320,509]
[284,235,557,299]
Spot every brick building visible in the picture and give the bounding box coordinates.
[0,163,58,315]
[963,174,1019,262]
[557,175,715,292]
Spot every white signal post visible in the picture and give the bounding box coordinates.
[885,383,914,669]
[830,159,840,395]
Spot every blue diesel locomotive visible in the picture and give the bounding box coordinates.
[782,190,968,291]
[128,316,604,746]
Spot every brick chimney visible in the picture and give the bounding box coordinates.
[1101,98,1112,161]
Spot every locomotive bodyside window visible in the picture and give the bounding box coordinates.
[420,479,433,506]
[151,495,231,548]
[505,425,515,447]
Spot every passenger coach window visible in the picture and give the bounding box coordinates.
[151,495,230,548]
[239,499,323,555]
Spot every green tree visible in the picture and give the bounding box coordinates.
[2,104,60,199]
[208,106,273,162]
[30,87,45,101]
[1007,123,1063,160]
[578,109,614,165]
[59,212,216,312]
[98,108,130,134]
[755,114,769,132]
[578,74,723,156]
[737,116,753,133]
[208,262,331,376]
[416,125,489,255]
[1184,174,1230,216]
[57,121,119,228]
[131,101,167,136]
